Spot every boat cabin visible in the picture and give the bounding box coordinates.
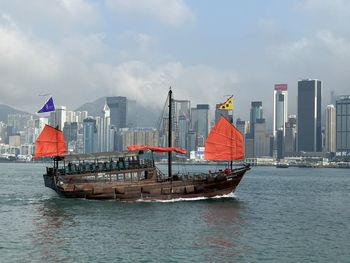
[46,151,159,183]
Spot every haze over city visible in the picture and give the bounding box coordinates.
[1,0,350,121]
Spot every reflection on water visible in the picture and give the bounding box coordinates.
[30,198,75,262]
[195,198,252,262]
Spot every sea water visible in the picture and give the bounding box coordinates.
[0,163,349,262]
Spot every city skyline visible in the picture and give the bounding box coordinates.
[1,1,350,121]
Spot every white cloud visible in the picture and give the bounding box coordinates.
[267,38,312,61]
[106,0,195,27]
[316,31,350,57]
[0,16,239,115]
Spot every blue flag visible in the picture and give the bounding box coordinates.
[37,97,55,113]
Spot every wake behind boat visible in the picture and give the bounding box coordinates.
[35,90,250,201]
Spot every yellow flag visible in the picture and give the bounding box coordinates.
[218,96,233,110]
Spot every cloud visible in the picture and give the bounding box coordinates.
[93,61,239,110]
[316,31,350,57]
[267,38,312,62]
[58,0,98,21]
[0,15,239,116]
[106,0,195,27]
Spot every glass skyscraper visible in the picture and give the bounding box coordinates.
[106,96,127,129]
[336,96,350,157]
[273,84,288,136]
[250,101,263,138]
[297,79,322,152]
[83,117,97,154]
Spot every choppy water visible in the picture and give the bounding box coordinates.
[1,163,349,262]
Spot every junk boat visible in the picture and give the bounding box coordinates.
[35,90,250,201]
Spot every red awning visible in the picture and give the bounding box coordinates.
[127,145,187,154]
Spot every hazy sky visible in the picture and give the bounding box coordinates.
[1,0,349,121]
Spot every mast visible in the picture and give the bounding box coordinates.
[168,88,172,179]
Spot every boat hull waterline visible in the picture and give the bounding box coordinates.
[43,166,249,201]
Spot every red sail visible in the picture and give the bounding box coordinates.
[34,125,66,158]
[204,116,243,161]
[128,145,187,154]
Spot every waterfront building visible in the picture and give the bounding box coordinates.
[284,115,297,155]
[0,122,6,144]
[174,100,191,150]
[254,119,270,157]
[115,128,159,151]
[96,103,113,152]
[106,96,127,129]
[83,117,97,154]
[276,129,284,160]
[187,130,197,153]
[250,101,263,138]
[244,138,254,158]
[178,115,188,151]
[9,135,21,147]
[325,105,336,153]
[297,79,322,152]
[336,96,350,157]
[236,119,249,137]
[191,104,211,147]
[273,84,288,136]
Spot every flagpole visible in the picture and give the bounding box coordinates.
[231,95,234,124]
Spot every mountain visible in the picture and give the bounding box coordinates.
[0,104,33,123]
[75,97,161,128]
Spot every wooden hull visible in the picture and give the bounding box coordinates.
[43,166,249,201]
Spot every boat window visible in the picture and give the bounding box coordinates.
[132,172,138,181]
[139,171,145,180]
[110,173,117,181]
[124,173,131,180]
[117,173,124,181]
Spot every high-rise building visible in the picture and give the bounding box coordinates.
[49,106,66,130]
[191,104,211,147]
[174,100,191,149]
[115,128,159,151]
[178,115,188,151]
[215,105,230,124]
[254,118,270,157]
[83,117,97,154]
[250,101,263,138]
[96,103,112,152]
[63,122,78,143]
[273,84,288,136]
[276,129,284,160]
[106,96,127,129]
[336,96,350,157]
[325,105,336,153]
[297,79,322,152]
[75,111,88,123]
[284,115,297,155]
[7,114,32,133]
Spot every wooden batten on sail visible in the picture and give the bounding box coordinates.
[204,116,244,161]
[34,124,66,158]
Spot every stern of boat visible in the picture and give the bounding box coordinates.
[43,167,57,191]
